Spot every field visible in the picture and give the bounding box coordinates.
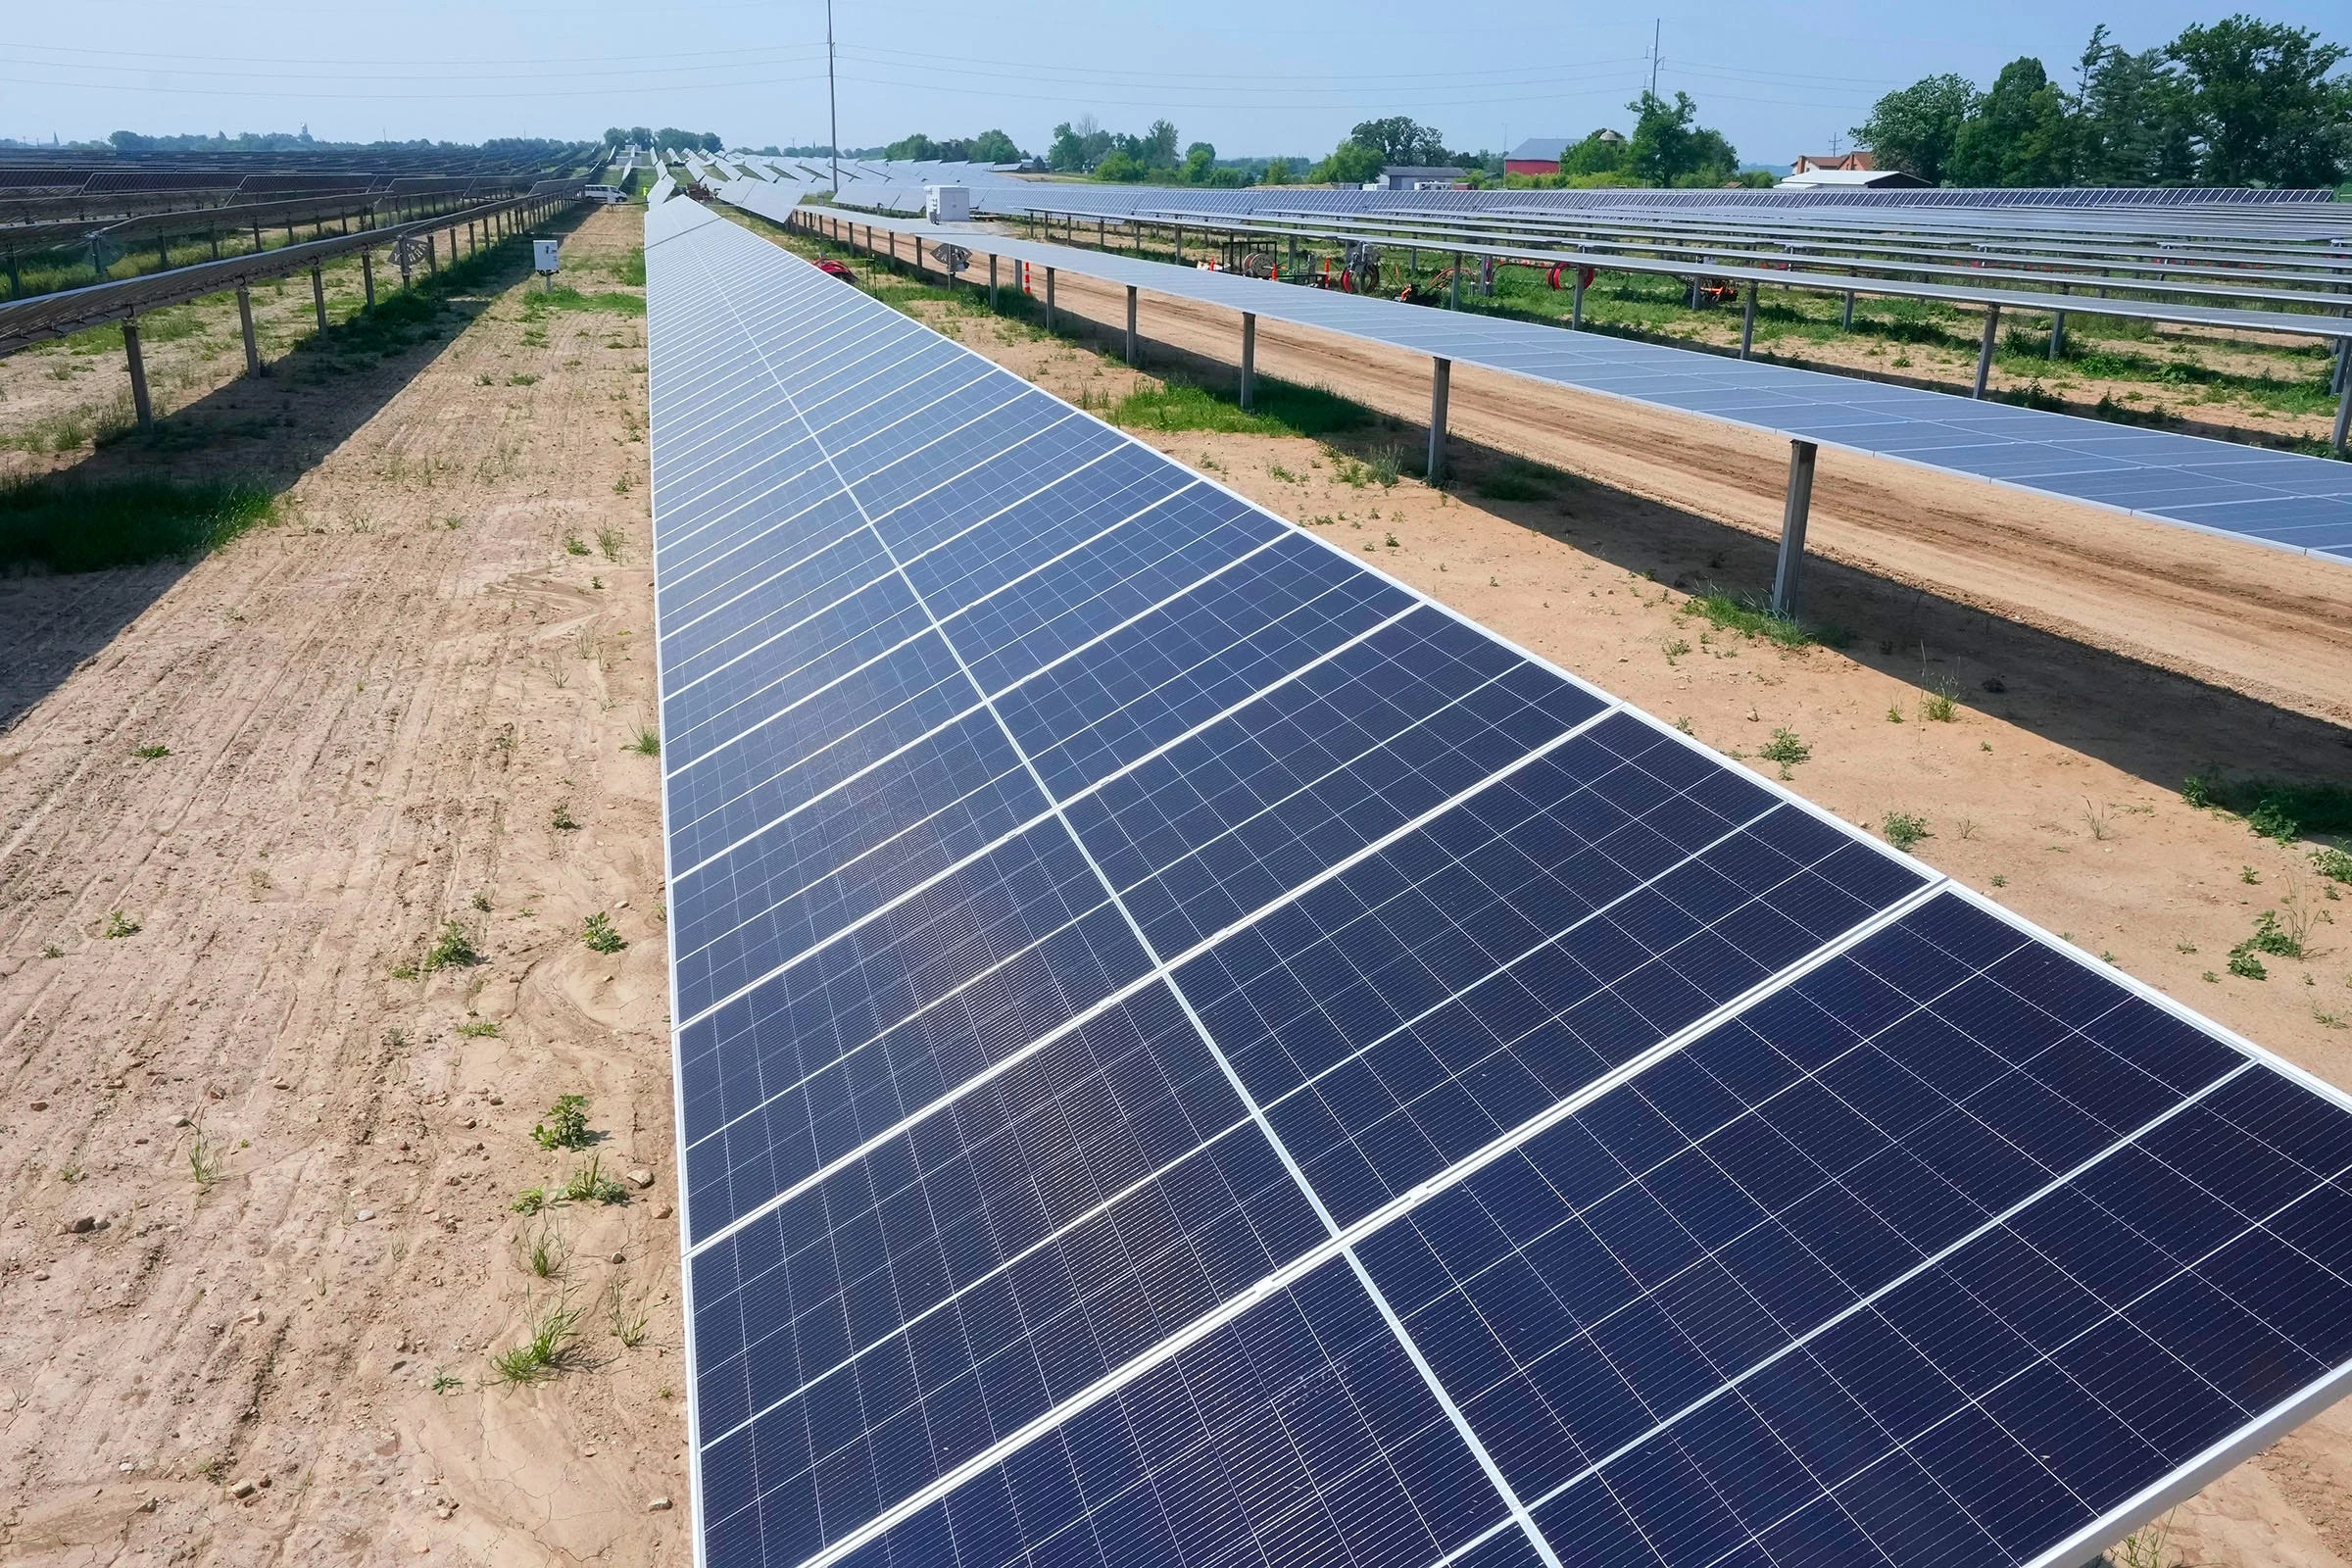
[0,188,2348,1566]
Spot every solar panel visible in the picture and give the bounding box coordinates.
[647,195,2352,1568]
[734,197,2352,566]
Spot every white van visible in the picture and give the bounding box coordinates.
[583,185,628,205]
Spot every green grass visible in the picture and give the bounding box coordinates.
[581,911,627,955]
[1110,377,1366,440]
[522,283,646,318]
[1475,462,1560,503]
[559,1154,631,1205]
[1678,591,1846,650]
[1881,810,1932,853]
[2182,773,2352,841]
[0,476,276,574]
[423,917,482,972]
[488,1294,584,1384]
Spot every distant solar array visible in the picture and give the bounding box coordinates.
[646,188,2352,1568]
[730,194,2352,564]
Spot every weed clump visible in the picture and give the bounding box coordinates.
[2183,774,2352,843]
[489,1293,583,1384]
[1881,811,1931,852]
[627,726,661,757]
[423,918,482,971]
[560,1154,631,1205]
[101,910,140,939]
[531,1093,594,1152]
[582,912,627,955]
[1759,728,1811,773]
[1679,592,1843,650]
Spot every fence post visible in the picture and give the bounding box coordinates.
[1240,313,1256,413]
[362,247,375,308]
[1740,281,1758,360]
[1770,440,1819,618]
[1125,285,1139,367]
[1973,305,2000,399]
[1426,357,1451,485]
[311,264,327,332]
[123,315,153,427]
[236,283,262,376]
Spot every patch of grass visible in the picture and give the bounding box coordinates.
[2233,909,2305,964]
[1679,591,1843,650]
[607,1276,651,1348]
[488,1293,584,1385]
[1881,811,1931,853]
[189,1127,224,1188]
[562,531,590,557]
[511,1184,549,1215]
[423,918,482,971]
[132,743,171,760]
[1919,684,1960,722]
[1,476,276,575]
[550,800,580,831]
[102,910,140,939]
[508,372,539,387]
[627,725,661,757]
[1365,444,1404,487]
[531,1093,593,1152]
[597,525,623,561]
[431,1370,465,1395]
[521,283,647,318]
[516,1216,569,1280]
[456,1019,502,1038]
[581,911,627,955]
[560,1153,631,1205]
[1475,462,1558,503]
[1110,375,1365,440]
[2316,847,2352,885]
[1759,728,1812,768]
[2183,773,2352,842]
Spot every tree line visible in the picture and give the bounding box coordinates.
[604,127,725,155]
[1855,15,2350,187]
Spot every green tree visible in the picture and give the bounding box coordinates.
[1560,129,1628,178]
[1624,91,1737,185]
[2075,27,2192,185]
[1140,119,1181,170]
[2166,15,2351,187]
[1348,117,1447,165]
[1181,142,1217,183]
[969,128,1022,164]
[1263,157,1296,185]
[1309,139,1385,184]
[1047,116,1113,172]
[1851,74,1978,183]
[628,126,653,148]
[1950,57,2075,186]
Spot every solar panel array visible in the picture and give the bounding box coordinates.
[735,195,2352,565]
[647,193,2352,1568]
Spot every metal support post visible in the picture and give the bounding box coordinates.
[2050,311,2068,359]
[1840,290,1854,330]
[1426,357,1451,485]
[311,265,327,332]
[1099,217,1106,251]
[1045,268,1056,331]
[361,247,375,308]
[1689,274,1700,309]
[1450,252,1461,311]
[425,234,438,275]
[1125,285,1139,366]
[989,252,999,311]
[1174,225,1183,265]
[1973,305,2000,399]
[1769,440,1818,618]
[1571,264,1586,330]
[2334,370,2352,457]
[1740,282,1757,360]
[123,315,153,428]
[1240,313,1256,413]
[236,284,262,376]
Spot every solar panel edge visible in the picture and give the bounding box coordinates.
[644,200,721,1568]
[653,211,2352,1568]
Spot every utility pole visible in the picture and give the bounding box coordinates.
[1647,19,1661,99]
[826,0,840,196]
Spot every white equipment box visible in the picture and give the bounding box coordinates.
[924,185,971,223]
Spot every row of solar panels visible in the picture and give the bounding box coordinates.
[737,192,2352,564]
[647,189,2352,1568]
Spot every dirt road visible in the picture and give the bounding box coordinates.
[0,205,686,1566]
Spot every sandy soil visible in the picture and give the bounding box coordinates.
[0,205,687,1565]
[786,221,2352,1567]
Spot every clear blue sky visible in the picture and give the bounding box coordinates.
[8,1,2344,166]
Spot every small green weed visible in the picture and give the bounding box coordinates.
[560,1154,631,1205]
[1882,811,1931,852]
[550,801,579,831]
[597,526,623,561]
[531,1093,593,1152]
[1759,728,1812,767]
[1919,684,1959,722]
[1680,592,1840,650]
[2312,847,2352,885]
[132,744,171,760]
[423,918,482,971]
[457,1019,502,1038]
[628,726,661,757]
[488,1293,584,1384]
[562,531,590,557]
[511,1184,550,1215]
[581,912,627,955]
[189,1127,224,1188]
[2229,951,2269,980]
[431,1370,465,1395]
[102,910,140,939]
